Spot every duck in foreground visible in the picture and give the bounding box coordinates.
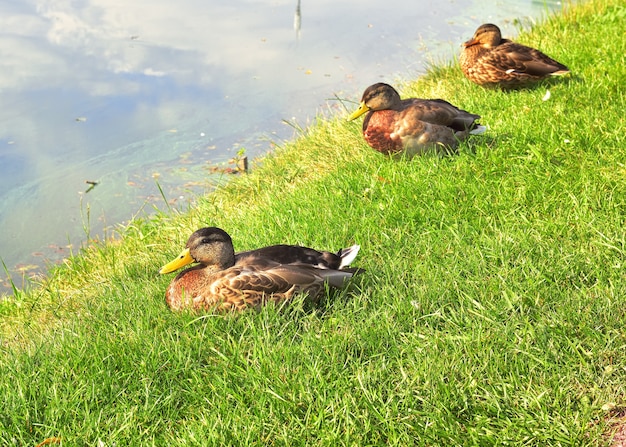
[159,227,361,312]
[460,23,570,88]
[348,83,485,157]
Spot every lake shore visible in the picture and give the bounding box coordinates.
[0,0,567,292]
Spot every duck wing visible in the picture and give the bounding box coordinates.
[208,261,357,310]
[236,244,360,270]
[223,262,356,293]
[486,41,569,77]
[220,262,314,294]
[401,99,481,132]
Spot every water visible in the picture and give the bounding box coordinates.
[0,0,563,292]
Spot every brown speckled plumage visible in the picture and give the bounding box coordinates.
[348,83,484,157]
[159,227,361,312]
[460,23,570,88]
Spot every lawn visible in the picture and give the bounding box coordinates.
[1,0,625,444]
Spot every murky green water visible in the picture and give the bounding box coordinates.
[0,0,565,292]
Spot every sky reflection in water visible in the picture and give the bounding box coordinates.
[0,0,563,291]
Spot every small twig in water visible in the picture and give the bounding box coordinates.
[85,180,98,193]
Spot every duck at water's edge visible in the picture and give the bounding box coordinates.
[460,23,570,88]
[348,83,485,157]
[159,227,361,312]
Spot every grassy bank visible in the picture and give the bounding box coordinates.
[2,0,626,444]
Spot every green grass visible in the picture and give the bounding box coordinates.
[2,0,626,444]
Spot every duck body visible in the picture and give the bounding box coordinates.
[460,23,570,88]
[159,227,361,312]
[348,83,484,157]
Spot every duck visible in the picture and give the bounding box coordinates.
[159,227,361,312]
[347,83,485,157]
[460,23,570,88]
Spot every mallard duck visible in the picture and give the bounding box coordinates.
[460,23,570,88]
[159,227,361,312]
[347,83,485,157]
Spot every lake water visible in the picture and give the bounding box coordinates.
[0,0,563,293]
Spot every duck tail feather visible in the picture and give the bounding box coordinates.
[320,269,359,288]
[470,125,487,135]
[337,244,360,269]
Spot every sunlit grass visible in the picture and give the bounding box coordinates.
[1,0,625,444]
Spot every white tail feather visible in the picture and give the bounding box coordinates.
[338,244,360,269]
